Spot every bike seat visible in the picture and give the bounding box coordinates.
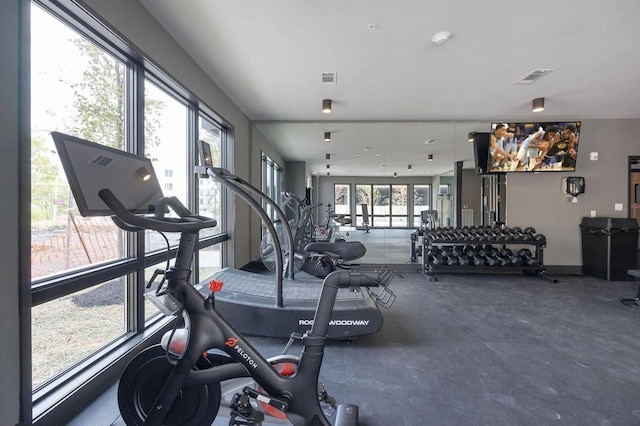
[303,241,366,262]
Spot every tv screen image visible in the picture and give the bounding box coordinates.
[487,121,581,173]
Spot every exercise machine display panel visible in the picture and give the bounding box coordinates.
[51,131,164,216]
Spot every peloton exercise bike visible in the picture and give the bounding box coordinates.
[52,131,394,425]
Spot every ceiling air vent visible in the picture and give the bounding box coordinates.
[514,69,554,85]
[321,72,337,86]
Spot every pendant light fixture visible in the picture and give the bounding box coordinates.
[532,97,545,112]
[322,99,332,113]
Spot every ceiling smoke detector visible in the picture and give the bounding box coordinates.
[431,31,451,45]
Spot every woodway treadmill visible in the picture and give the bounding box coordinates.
[195,157,396,340]
[201,266,394,339]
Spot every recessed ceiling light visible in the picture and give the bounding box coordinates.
[375,153,381,157]
[363,146,371,152]
[425,139,436,144]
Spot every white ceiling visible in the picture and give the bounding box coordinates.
[140,0,640,177]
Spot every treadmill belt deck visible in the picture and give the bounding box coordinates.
[203,268,363,305]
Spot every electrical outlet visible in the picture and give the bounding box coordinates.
[590,210,597,217]
[590,152,599,161]
[615,203,623,211]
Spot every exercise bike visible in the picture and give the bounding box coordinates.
[261,191,366,278]
[98,189,386,425]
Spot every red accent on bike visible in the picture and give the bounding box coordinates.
[225,337,238,347]
[259,362,298,419]
[209,279,224,292]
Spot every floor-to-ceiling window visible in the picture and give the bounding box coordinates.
[198,116,224,279]
[391,184,409,227]
[29,1,229,417]
[30,3,131,389]
[413,184,432,226]
[354,184,410,228]
[355,184,372,228]
[261,153,282,220]
[333,183,350,217]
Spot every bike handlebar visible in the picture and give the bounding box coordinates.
[98,189,217,233]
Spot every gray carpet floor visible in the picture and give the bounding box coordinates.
[68,269,640,426]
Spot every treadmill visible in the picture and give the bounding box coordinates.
[196,141,395,339]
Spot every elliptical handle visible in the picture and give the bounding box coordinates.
[98,189,217,233]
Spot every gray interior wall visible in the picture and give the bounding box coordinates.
[284,161,307,199]
[461,169,483,225]
[80,0,253,267]
[249,126,285,261]
[506,118,640,266]
[1,1,22,423]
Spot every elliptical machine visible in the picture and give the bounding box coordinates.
[261,191,366,278]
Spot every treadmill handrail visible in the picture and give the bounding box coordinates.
[198,166,298,308]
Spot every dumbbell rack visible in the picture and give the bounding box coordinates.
[420,226,556,282]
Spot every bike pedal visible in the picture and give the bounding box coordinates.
[318,383,337,409]
[318,383,337,416]
[229,391,265,426]
[242,386,289,412]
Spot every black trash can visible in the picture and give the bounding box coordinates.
[580,217,639,281]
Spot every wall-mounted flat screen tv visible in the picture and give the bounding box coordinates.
[487,121,581,173]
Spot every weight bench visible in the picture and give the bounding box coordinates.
[620,269,640,307]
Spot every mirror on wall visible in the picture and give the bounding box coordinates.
[252,120,490,266]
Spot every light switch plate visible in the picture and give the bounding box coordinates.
[615,203,623,211]
[590,152,598,161]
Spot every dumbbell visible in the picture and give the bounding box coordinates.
[517,248,535,266]
[462,253,482,266]
[493,254,508,266]
[436,253,455,266]
[439,245,454,257]
[533,233,547,244]
[450,245,465,257]
[497,247,521,266]
[483,245,498,257]
[482,253,497,266]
